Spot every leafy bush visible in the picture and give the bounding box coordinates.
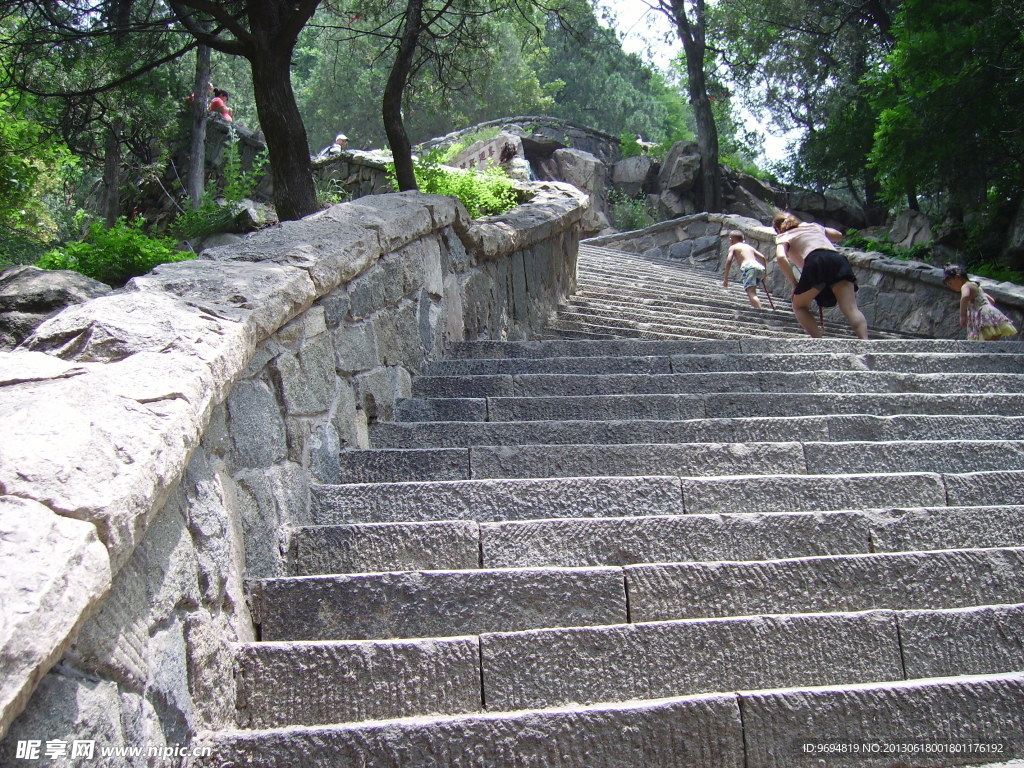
[436,127,503,165]
[619,132,643,159]
[972,263,1024,285]
[842,231,933,262]
[171,127,267,240]
[315,176,350,206]
[608,188,655,231]
[37,217,192,286]
[390,151,520,218]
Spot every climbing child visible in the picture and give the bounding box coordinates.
[723,231,768,309]
[943,264,1018,340]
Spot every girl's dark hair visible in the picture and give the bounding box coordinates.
[943,264,968,281]
[213,88,229,99]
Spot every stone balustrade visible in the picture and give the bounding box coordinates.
[0,184,586,750]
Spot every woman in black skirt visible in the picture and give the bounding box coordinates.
[772,212,868,339]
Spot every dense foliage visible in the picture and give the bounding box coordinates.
[37,217,192,286]
[392,151,519,217]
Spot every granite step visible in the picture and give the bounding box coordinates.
[310,470,1024,523]
[251,547,1024,642]
[547,317,746,340]
[445,337,1024,358]
[193,672,1024,768]
[625,547,1024,623]
[422,352,1024,376]
[334,440,1024,483]
[410,371,1024,398]
[371,414,1024,449]
[288,506,1024,575]
[248,565,627,642]
[396,392,1024,423]
[235,605,1024,727]
[557,303,803,336]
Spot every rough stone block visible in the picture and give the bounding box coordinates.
[0,498,111,737]
[235,637,481,728]
[191,692,745,768]
[289,521,480,575]
[225,379,287,468]
[482,611,901,711]
[469,442,804,479]
[481,510,871,568]
[625,548,1024,622]
[337,448,470,483]
[249,566,627,641]
[805,440,1024,475]
[899,604,1024,679]
[741,674,1024,767]
[312,475,684,524]
[945,471,1024,507]
[869,506,1024,553]
[680,472,946,514]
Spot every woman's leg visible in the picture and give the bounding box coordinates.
[832,280,868,339]
[791,288,823,337]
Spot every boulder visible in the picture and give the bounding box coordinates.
[0,265,112,351]
[1003,199,1024,268]
[658,141,701,192]
[553,148,608,234]
[889,209,933,249]
[612,156,655,197]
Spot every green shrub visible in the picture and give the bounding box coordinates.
[972,263,1024,285]
[315,176,350,206]
[842,231,933,262]
[390,151,520,218]
[171,127,267,240]
[37,217,192,285]
[436,127,503,164]
[619,132,643,159]
[608,188,655,231]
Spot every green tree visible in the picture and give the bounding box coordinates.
[711,0,897,216]
[0,88,73,254]
[869,0,1024,228]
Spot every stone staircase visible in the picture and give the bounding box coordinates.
[195,247,1024,767]
[548,244,912,339]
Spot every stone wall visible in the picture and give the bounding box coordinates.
[587,213,1024,337]
[311,149,393,202]
[0,184,586,763]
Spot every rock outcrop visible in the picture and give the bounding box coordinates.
[0,265,112,351]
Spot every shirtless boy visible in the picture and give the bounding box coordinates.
[722,231,768,309]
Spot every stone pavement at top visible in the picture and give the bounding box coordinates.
[193,245,1024,767]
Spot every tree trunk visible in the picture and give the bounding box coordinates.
[384,0,424,192]
[249,53,317,221]
[187,44,212,208]
[102,120,122,226]
[667,0,721,212]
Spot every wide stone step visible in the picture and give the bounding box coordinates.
[235,605,1024,727]
[625,547,1024,623]
[549,316,739,340]
[482,606,1024,712]
[310,472,964,524]
[397,392,1024,422]
[195,672,1024,767]
[557,304,802,337]
[252,547,1024,642]
[288,506,1024,575]
[423,352,1024,376]
[446,338,1024,358]
[248,566,627,641]
[335,440,1024,483]
[566,292,801,328]
[410,371,1024,398]
[371,414,1024,448]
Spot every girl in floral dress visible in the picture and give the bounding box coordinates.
[942,264,1017,340]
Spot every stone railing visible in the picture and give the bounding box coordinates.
[587,213,1024,337]
[0,184,586,750]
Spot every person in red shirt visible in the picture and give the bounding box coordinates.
[208,89,233,122]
